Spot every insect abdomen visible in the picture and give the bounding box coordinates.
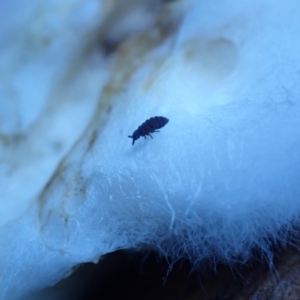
[145,116,168,130]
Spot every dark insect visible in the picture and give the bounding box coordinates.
[128,116,169,145]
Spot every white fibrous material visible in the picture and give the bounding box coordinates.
[1,0,300,299]
[0,0,105,135]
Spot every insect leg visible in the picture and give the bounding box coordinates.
[148,133,153,138]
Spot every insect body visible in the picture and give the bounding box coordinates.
[128,116,169,145]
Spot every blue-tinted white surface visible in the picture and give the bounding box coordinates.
[1,0,300,299]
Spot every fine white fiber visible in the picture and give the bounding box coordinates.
[1,0,300,299]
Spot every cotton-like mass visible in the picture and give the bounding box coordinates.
[1,0,300,299]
